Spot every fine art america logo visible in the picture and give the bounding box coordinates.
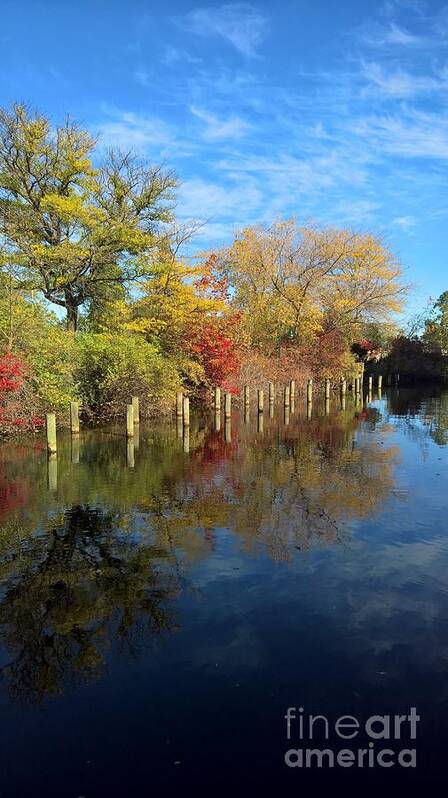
[284,707,419,769]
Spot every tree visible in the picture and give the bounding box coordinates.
[218,219,408,352]
[423,291,448,354]
[0,104,177,331]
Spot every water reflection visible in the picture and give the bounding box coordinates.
[0,390,445,705]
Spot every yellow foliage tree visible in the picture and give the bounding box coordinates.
[219,219,408,352]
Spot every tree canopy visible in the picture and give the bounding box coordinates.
[0,104,177,330]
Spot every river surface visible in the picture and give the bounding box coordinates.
[0,388,447,794]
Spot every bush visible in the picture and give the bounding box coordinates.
[76,333,181,421]
[0,353,44,435]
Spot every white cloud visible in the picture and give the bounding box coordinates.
[362,61,442,97]
[178,176,262,220]
[353,111,448,159]
[190,106,251,140]
[182,3,268,57]
[385,22,420,44]
[162,46,202,66]
[392,215,417,231]
[96,107,179,155]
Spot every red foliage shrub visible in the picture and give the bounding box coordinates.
[0,352,44,435]
[184,317,241,395]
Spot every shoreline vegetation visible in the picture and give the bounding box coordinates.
[1,103,447,439]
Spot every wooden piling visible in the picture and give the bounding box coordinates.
[126,404,134,438]
[132,396,140,425]
[224,392,232,419]
[378,374,383,390]
[244,385,250,406]
[269,381,274,404]
[183,396,190,426]
[325,379,331,400]
[258,389,264,413]
[341,378,347,397]
[307,379,313,403]
[214,386,221,411]
[257,412,264,433]
[284,384,290,407]
[368,376,373,392]
[290,380,296,401]
[46,413,57,454]
[176,392,183,418]
[70,401,79,434]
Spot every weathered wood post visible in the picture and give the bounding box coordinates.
[126,404,134,438]
[257,412,264,433]
[176,392,183,419]
[269,381,274,404]
[214,386,221,411]
[183,396,190,426]
[244,404,250,424]
[325,398,330,416]
[290,379,296,401]
[215,409,222,432]
[132,396,140,425]
[341,378,347,397]
[307,379,313,403]
[244,385,250,406]
[368,376,373,392]
[46,413,57,454]
[176,416,183,439]
[284,405,290,426]
[258,388,264,413]
[70,401,79,434]
[340,394,346,411]
[325,379,331,400]
[307,401,312,420]
[284,384,290,407]
[378,374,383,390]
[224,392,232,419]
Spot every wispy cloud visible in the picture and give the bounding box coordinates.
[96,107,182,156]
[190,106,251,140]
[181,3,268,57]
[352,110,448,159]
[162,46,202,66]
[392,215,417,231]
[360,21,421,47]
[362,61,443,97]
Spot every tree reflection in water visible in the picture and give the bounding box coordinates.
[0,394,407,701]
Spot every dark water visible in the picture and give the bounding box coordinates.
[0,388,447,795]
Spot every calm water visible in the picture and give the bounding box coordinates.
[0,388,447,794]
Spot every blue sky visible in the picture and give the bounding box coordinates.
[1,0,448,315]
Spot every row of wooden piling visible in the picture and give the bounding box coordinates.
[45,373,386,453]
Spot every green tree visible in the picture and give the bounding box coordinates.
[424,291,448,354]
[0,104,177,331]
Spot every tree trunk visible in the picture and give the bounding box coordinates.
[65,296,78,332]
